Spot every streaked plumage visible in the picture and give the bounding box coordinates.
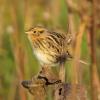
[26,26,72,66]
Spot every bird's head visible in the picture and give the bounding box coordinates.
[25,26,48,43]
[26,26,48,36]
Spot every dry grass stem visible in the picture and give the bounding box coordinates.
[71,16,88,100]
[10,0,26,100]
[89,0,100,99]
[59,63,65,82]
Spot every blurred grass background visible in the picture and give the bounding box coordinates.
[0,0,100,100]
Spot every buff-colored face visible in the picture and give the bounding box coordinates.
[25,26,48,36]
[25,26,48,42]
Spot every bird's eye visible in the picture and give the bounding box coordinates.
[39,30,44,33]
[33,31,36,33]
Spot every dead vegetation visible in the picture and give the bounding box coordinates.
[0,0,100,100]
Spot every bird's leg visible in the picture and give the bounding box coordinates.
[59,63,65,82]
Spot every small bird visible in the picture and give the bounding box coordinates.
[26,26,72,82]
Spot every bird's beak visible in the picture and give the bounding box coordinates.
[25,31,30,34]
[25,31,33,35]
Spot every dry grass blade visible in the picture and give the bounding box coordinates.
[71,16,88,100]
[10,0,26,100]
[89,0,100,99]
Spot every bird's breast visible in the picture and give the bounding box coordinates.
[33,49,56,65]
